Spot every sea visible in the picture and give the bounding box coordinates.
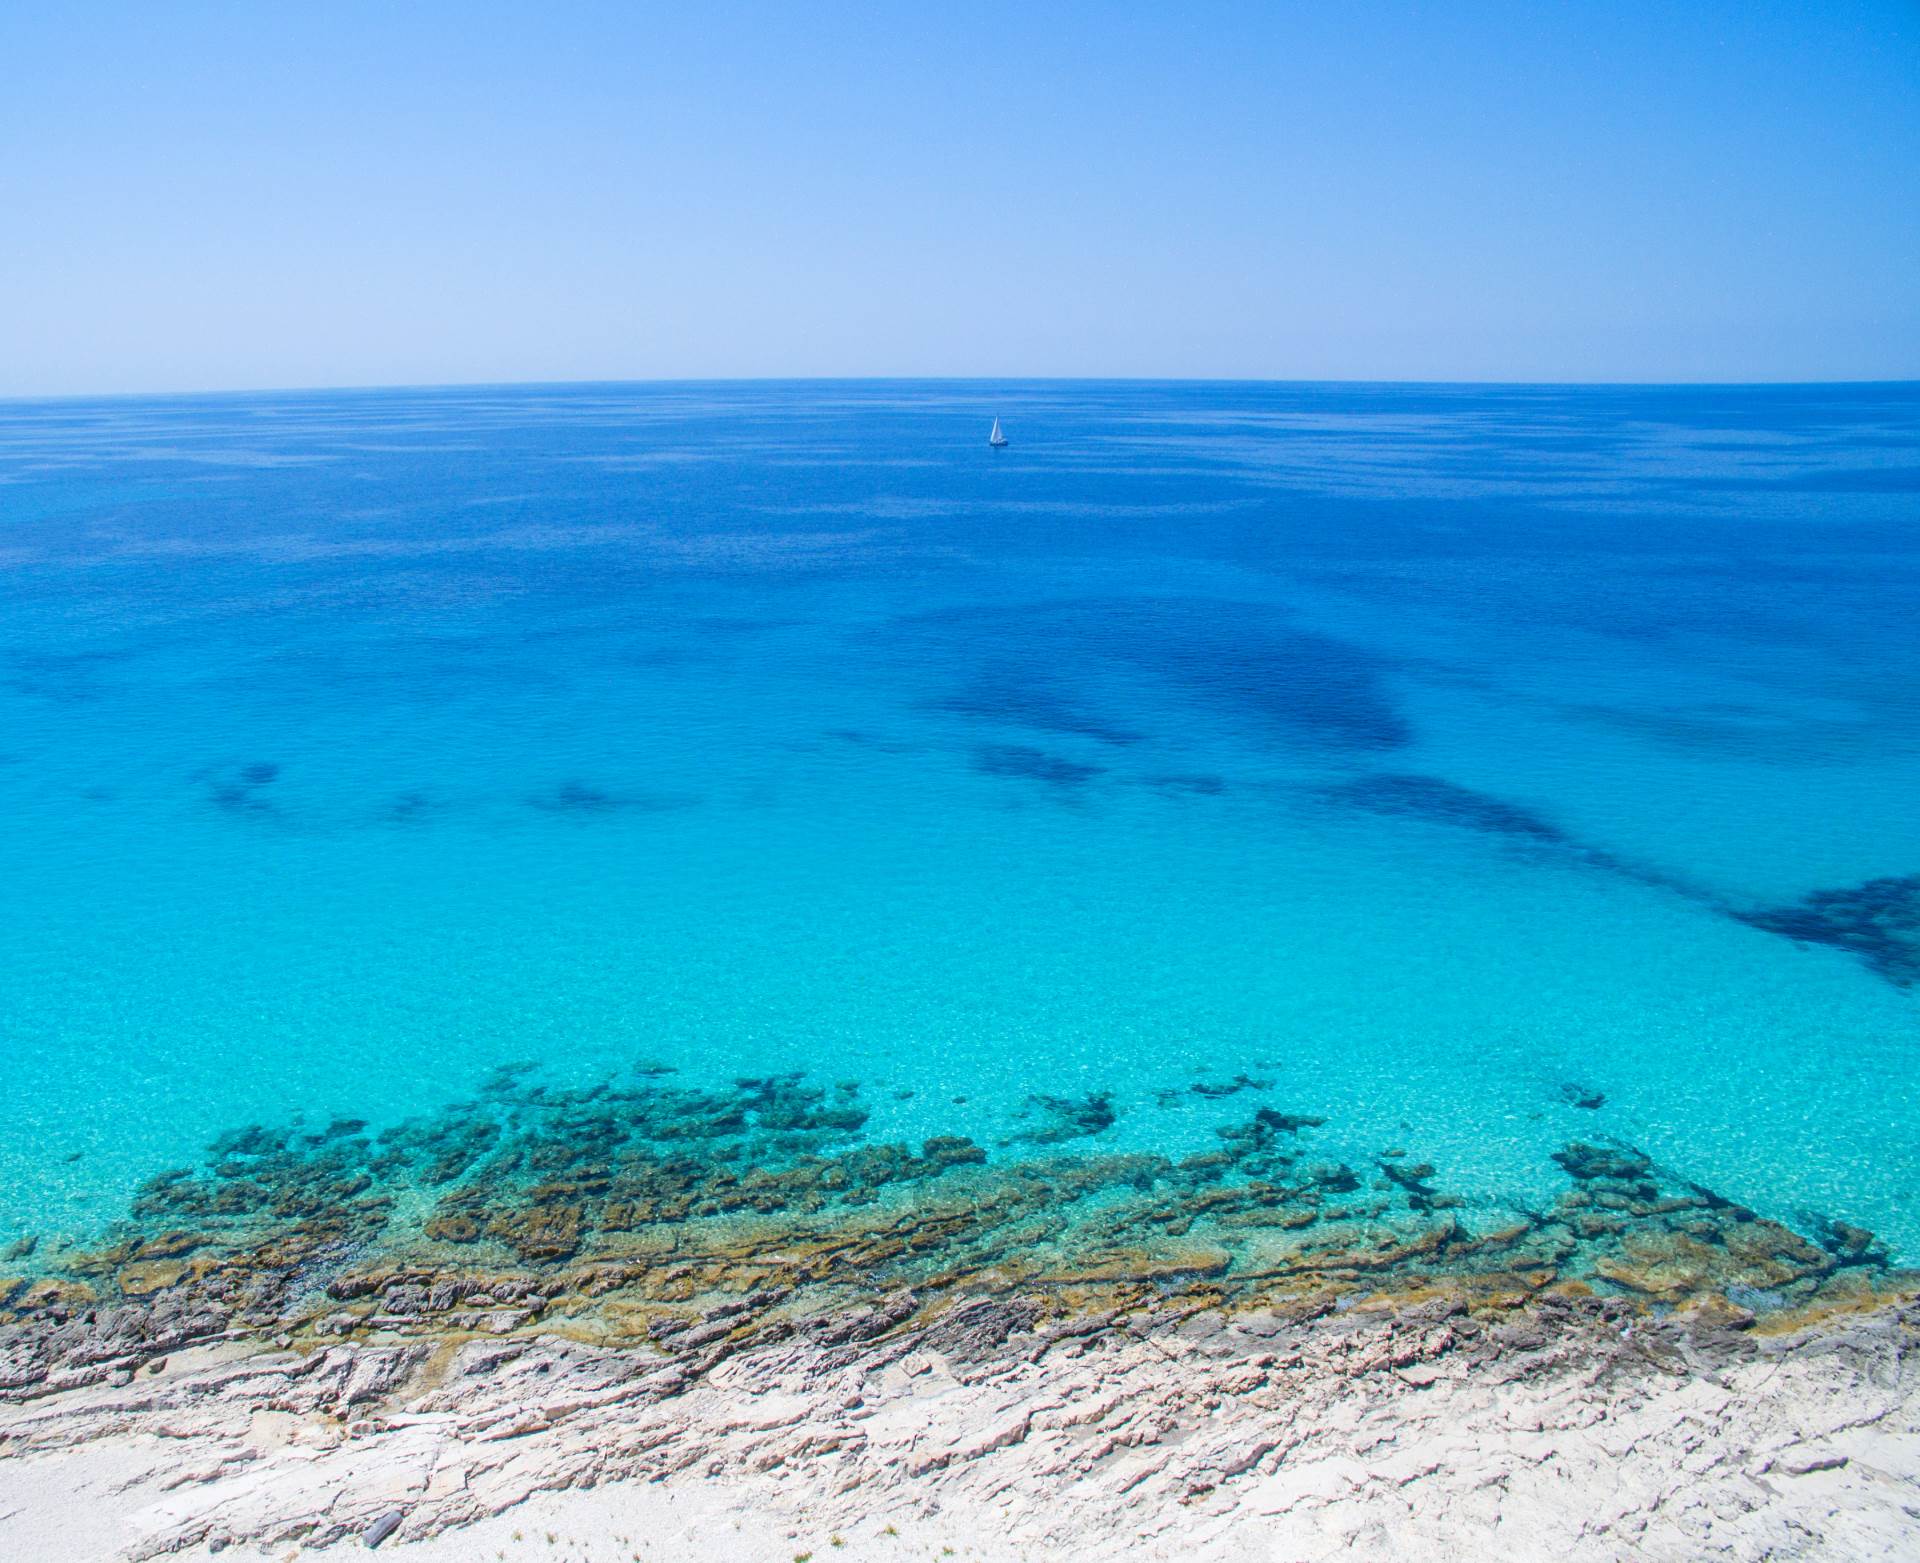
[1,380,1916,1263]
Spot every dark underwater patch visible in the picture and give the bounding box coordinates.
[1,647,133,705]
[924,675,1144,748]
[1006,1091,1118,1144]
[1803,1213,1893,1267]
[201,761,283,817]
[527,781,698,815]
[1735,874,1920,988]
[533,780,619,812]
[971,744,1104,788]
[382,791,443,825]
[1377,1157,1449,1213]
[1116,602,1411,751]
[1155,1073,1271,1106]
[890,597,1413,756]
[1315,769,1731,913]
[1319,772,1568,845]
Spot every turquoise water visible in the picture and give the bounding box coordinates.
[2,380,1916,1258]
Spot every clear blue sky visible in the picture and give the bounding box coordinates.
[3,1,1916,393]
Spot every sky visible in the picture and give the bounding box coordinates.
[1,1,1917,394]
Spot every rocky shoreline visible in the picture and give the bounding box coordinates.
[3,1066,1918,1557]
[1,1285,1916,1560]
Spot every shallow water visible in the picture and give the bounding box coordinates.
[1,380,1916,1272]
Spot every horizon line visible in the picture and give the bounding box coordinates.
[6,371,1919,406]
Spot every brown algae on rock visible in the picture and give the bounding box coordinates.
[0,1067,1911,1398]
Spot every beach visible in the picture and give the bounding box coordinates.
[3,1277,1916,1560]
[3,1066,1918,1559]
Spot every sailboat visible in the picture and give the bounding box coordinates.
[987,417,1008,449]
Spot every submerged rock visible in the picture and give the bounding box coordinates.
[1736,872,1920,987]
[1552,1143,1652,1184]
[1319,772,1569,845]
[971,744,1105,788]
[1807,1213,1891,1267]
[1158,1074,1274,1106]
[1,1063,1909,1417]
[1007,1092,1117,1145]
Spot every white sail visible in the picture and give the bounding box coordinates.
[988,418,1006,446]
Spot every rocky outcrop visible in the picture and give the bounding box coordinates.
[3,1065,1916,1557]
[0,1291,1914,1560]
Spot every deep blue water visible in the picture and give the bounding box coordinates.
[1,380,1917,1256]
